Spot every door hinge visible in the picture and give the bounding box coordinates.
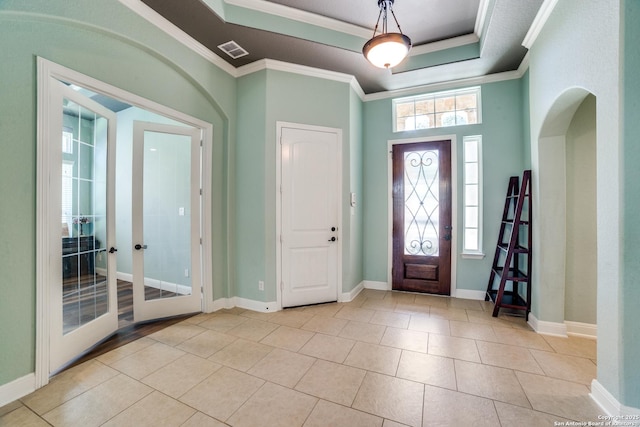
[199,188,202,195]
[200,237,202,245]
[280,281,284,292]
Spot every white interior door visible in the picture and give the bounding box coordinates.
[280,125,341,307]
[49,82,118,372]
[132,121,202,322]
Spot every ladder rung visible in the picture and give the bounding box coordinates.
[497,243,529,253]
[492,267,529,282]
[486,290,528,309]
[501,220,530,225]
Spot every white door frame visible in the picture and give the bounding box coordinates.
[275,121,343,309]
[387,135,458,296]
[36,58,214,388]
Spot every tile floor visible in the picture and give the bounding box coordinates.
[1,289,606,426]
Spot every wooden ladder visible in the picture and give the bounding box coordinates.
[485,170,532,319]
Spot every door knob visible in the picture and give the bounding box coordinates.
[109,247,118,253]
[134,244,148,250]
[328,237,336,242]
[331,227,336,232]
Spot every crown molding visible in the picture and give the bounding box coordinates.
[224,0,371,39]
[474,0,491,37]
[118,0,237,77]
[363,69,523,102]
[518,51,530,75]
[410,33,479,56]
[237,59,365,99]
[522,0,560,49]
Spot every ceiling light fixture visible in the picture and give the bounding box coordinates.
[363,0,412,69]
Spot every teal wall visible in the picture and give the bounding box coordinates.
[235,70,363,303]
[521,70,531,168]
[348,89,365,291]
[235,71,268,302]
[0,0,235,386]
[362,80,525,292]
[621,0,640,409]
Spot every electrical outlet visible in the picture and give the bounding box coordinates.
[184,268,189,278]
[258,280,264,291]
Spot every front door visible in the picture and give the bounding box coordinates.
[280,124,341,307]
[50,82,118,372]
[392,140,452,294]
[131,122,202,322]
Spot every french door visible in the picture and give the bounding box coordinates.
[392,140,452,295]
[131,122,202,322]
[279,124,341,308]
[49,82,118,372]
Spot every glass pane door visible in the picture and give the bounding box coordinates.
[132,122,201,322]
[50,82,117,372]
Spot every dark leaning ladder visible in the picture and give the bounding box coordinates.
[486,170,532,319]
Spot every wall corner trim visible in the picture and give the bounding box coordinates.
[362,281,390,291]
[0,373,35,408]
[455,289,486,300]
[527,313,568,337]
[591,379,640,417]
[341,282,365,302]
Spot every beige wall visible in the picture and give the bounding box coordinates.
[564,95,597,324]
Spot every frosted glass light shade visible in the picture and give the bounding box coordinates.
[363,33,412,69]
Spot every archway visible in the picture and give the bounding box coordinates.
[532,88,597,337]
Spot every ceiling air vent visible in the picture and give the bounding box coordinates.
[217,41,249,59]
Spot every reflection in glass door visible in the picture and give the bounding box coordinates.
[50,82,117,372]
[132,122,201,322]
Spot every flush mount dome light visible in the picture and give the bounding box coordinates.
[363,0,412,69]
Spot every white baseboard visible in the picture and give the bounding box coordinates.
[208,297,234,313]
[565,321,597,339]
[362,280,389,291]
[209,296,278,313]
[527,313,568,337]
[233,297,278,313]
[527,315,597,339]
[455,289,486,300]
[340,282,365,302]
[591,379,640,417]
[0,373,35,407]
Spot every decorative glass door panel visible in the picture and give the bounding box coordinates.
[61,98,108,333]
[132,122,201,322]
[50,82,117,373]
[403,150,440,257]
[392,140,452,295]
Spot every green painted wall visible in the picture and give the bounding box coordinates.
[348,88,365,291]
[621,0,640,409]
[0,0,236,386]
[521,70,531,168]
[235,71,268,302]
[362,80,525,292]
[235,70,363,302]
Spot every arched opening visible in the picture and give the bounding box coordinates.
[534,88,597,336]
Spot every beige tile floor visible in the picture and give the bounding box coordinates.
[1,289,605,426]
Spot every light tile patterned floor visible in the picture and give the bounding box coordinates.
[1,289,605,426]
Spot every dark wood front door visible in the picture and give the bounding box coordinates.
[392,140,452,295]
